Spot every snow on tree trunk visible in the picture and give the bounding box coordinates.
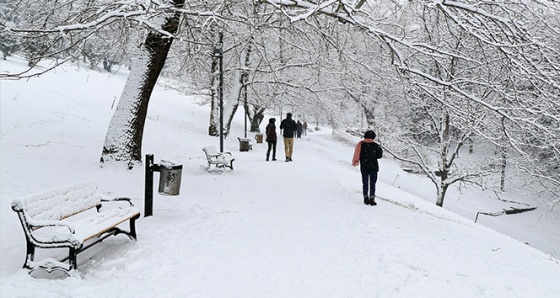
[100,51,151,168]
[209,56,219,136]
[223,53,245,136]
[223,42,253,136]
[435,110,451,207]
[250,107,265,133]
[500,147,507,192]
[436,184,448,207]
[100,1,184,169]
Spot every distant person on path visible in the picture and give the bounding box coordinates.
[303,122,308,136]
[296,120,303,138]
[352,130,383,206]
[280,113,297,162]
[265,118,277,161]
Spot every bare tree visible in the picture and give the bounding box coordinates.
[264,0,560,207]
[2,0,558,210]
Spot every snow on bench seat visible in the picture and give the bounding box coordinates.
[12,180,140,277]
[202,145,235,170]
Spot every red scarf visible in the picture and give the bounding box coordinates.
[352,139,375,166]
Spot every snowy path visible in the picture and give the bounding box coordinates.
[57,133,557,297]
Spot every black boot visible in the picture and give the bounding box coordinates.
[369,196,377,206]
[266,153,269,161]
[364,197,369,205]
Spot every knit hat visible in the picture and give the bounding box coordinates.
[269,118,276,123]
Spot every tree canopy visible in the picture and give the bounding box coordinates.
[1,0,558,208]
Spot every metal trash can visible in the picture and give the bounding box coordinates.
[239,138,251,152]
[158,160,183,196]
[255,133,264,144]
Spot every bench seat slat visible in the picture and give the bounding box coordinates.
[33,207,140,243]
[73,207,140,242]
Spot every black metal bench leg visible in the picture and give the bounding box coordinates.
[24,240,35,270]
[129,214,139,240]
[69,247,78,271]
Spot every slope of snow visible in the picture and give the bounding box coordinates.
[1,57,559,297]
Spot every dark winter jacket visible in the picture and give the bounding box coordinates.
[266,123,277,142]
[352,139,383,172]
[280,114,297,138]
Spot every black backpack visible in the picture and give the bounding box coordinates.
[360,142,382,170]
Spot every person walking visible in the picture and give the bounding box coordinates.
[296,121,303,138]
[303,122,308,136]
[265,118,277,161]
[352,130,383,205]
[280,112,297,162]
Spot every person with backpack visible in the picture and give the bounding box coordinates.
[352,130,383,205]
[296,120,303,138]
[280,113,297,162]
[265,118,277,161]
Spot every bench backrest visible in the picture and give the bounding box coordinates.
[12,181,101,221]
[203,146,218,156]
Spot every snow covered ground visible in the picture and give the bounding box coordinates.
[1,57,559,297]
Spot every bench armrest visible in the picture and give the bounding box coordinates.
[100,197,135,207]
[26,217,76,234]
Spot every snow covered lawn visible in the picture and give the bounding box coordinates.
[1,57,559,297]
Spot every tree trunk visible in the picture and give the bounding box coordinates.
[357,99,375,128]
[364,107,375,128]
[436,184,448,207]
[224,45,252,136]
[500,147,507,191]
[224,104,240,137]
[436,110,451,207]
[209,55,219,136]
[250,107,265,132]
[100,1,184,169]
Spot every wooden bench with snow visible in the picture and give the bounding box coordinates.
[11,180,141,277]
[202,145,235,170]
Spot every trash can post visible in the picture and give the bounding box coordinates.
[145,154,154,217]
[144,155,183,217]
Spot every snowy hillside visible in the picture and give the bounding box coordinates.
[1,57,559,297]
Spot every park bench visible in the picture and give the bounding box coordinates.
[11,180,140,277]
[202,145,235,170]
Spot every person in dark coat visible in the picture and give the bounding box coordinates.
[296,121,303,138]
[265,118,277,161]
[280,113,297,162]
[352,130,383,205]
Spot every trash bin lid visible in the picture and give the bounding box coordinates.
[160,160,183,170]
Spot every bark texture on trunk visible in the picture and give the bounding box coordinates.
[100,1,184,168]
